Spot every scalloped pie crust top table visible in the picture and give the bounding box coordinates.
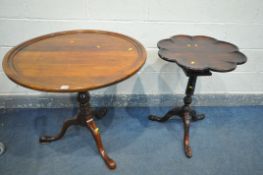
[148,35,247,158]
[2,30,146,169]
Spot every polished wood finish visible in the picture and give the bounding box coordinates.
[149,75,205,158]
[3,30,146,169]
[149,35,247,158]
[157,35,247,74]
[3,30,146,92]
[40,92,116,169]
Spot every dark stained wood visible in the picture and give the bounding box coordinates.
[39,92,116,169]
[157,35,247,73]
[86,116,116,169]
[150,35,247,158]
[3,30,146,92]
[149,75,204,158]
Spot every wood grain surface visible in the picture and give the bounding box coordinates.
[3,30,146,92]
[157,35,247,73]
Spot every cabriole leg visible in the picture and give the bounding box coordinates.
[86,117,116,169]
[40,91,116,169]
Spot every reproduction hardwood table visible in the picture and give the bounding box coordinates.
[149,35,247,158]
[3,30,146,169]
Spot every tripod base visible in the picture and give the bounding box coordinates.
[149,75,205,158]
[39,92,116,170]
[149,106,205,158]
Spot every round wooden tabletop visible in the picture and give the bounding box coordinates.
[3,30,147,92]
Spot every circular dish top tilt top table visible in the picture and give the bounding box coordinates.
[2,30,147,169]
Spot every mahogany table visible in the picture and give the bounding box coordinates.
[149,35,247,158]
[2,30,146,169]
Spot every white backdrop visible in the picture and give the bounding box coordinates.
[0,0,262,96]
